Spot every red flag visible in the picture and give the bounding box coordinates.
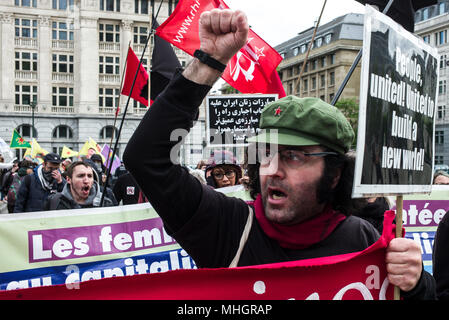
[156,0,286,98]
[121,24,181,107]
[121,47,150,106]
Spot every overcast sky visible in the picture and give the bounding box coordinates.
[224,0,366,46]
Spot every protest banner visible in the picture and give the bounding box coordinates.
[206,94,277,147]
[0,211,396,300]
[0,185,249,291]
[353,5,439,197]
[0,203,196,291]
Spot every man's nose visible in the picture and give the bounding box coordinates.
[260,153,285,178]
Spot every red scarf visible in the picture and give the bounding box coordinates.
[249,194,346,249]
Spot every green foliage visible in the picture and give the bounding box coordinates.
[335,98,359,149]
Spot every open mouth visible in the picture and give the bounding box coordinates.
[82,186,90,194]
[268,187,287,201]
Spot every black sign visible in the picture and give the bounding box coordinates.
[206,95,277,146]
[353,6,439,196]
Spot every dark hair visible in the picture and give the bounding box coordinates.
[66,161,93,179]
[246,149,363,216]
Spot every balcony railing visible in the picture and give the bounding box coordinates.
[51,106,74,113]
[15,70,38,80]
[14,37,38,48]
[99,42,120,52]
[52,39,74,50]
[14,104,39,112]
[99,74,120,84]
[52,72,74,83]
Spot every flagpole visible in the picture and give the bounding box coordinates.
[102,41,132,189]
[99,0,164,207]
[294,0,327,96]
[330,0,395,105]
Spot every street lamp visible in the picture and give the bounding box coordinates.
[30,101,36,140]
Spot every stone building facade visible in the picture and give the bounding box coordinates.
[0,0,207,166]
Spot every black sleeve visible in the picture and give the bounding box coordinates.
[13,174,29,213]
[401,269,436,300]
[433,214,449,300]
[123,70,212,232]
[112,178,123,203]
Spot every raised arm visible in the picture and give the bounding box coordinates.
[123,10,248,233]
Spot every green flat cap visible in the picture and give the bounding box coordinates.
[248,96,354,154]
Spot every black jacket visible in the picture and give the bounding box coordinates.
[14,166,65,213]
[123,70,435,300]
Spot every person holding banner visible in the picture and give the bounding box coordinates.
[124,9,435,299]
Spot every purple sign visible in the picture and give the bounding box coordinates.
[402,200,449,227]
[28,218,176,263]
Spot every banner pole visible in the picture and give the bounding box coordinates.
[394,194,403,300]
[98,0,164,207]
[294,0,327,96]
[331,0,395,106]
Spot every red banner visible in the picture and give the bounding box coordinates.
[0,211,396,300]
[156,0,286,98]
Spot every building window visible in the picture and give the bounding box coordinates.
[99,23,120,43]
[315,37,322,48]
[100,0,120,12]
[441,55,447,69]
[325,33,332,44]
[320,56,326,68]
[52,54,74,73]
[15,84,37,106]
[52,0,74,9]
[135,0,149,14]
[439,2,445,15]
[303,78,308,91]
[436,131,445,144]
[438,105,446,119]
[15,18,38,39]
[133,26,149,44]
[435,155,444,165]
[99,88,120,108]
[52,87,74,107]
[440,80,447,95]
[17,124,37,139]
[15,0,37,7]
[423,35,430,43]
[300,44,307,54]
[52,21,74,41]
[329,71,335,85]
[311,60,317,70]
[422,8,429,20]
[15,51,37,72]
[320,74,325,88]
[99,56,120,75]
[438,30,447,45]
[329,53,335,65]
[53,125,73,139]
[311,77,316,90]
[100,126,118,139]
[293,47,299,56]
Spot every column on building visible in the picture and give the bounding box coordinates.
[77,16,99,114]
[38,15,52,113]
[0,13,15,110]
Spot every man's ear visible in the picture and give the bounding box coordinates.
[331,167,343,189]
